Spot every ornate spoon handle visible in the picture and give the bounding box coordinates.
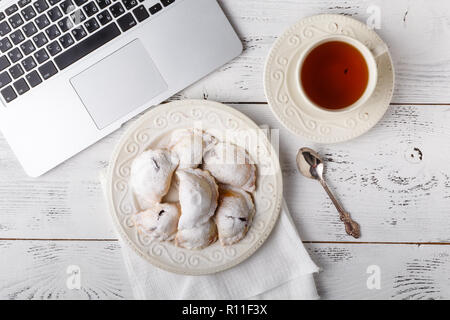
[319,179,361,239]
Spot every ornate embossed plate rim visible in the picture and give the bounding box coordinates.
[263,14,395,143]
[106,100,283,275]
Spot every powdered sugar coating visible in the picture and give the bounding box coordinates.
[175,219,218,250]
[169,129,217,169]
[133,203,181,241]
[130,149,179,204]
[215,186,255,246]
[203,142,256,192]
[176,168,219,230]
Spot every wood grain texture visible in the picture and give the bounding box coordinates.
[307,243,450,299]
[172,0,450,104]
[2,240,450,300]
[2,103,450,244]
[0,240,132,299]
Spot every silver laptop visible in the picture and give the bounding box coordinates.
[0,0,242,177]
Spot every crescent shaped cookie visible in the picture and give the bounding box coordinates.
[130,149,179,204]
[175,219,218,250]
[133,203,181,241]
[203,142,256,192]
[169,129,217,169]
[176,168,219,229]
[215,186,255,246]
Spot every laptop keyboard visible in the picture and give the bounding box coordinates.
[0,0,175,103]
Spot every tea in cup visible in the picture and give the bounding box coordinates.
[297,35,385,112]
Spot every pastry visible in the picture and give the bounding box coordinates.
[130,149,179,204]
[203,142,256,192]
[215,186,255,246]
[176,168,219,229]
[133,203,181,241]
[169,129,216,169]
[175,219,218,250]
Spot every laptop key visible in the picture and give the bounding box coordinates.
[0,13,5,21]
[117,12,135,32]
[19,0,32,8]
[74,0,88,6]
[60,0,75,14]
[8,48,23,63]
[132,5,148,22]
[13,78,30,95]
[0,38,12,53]
[10,29,25,45]
[83,2,99,17]
[149,3,162,15]
[48,6,63,21]
[20,39,36,55]
[21,55,37,71]
[48,0,62,5]
[54,22,120,70]
[122,0,137,10]
[9,64,24,79]
[70,9,86,24]
[34,48,49,63]
[22,21,37,36]
[35,14,50,29]
[109,2,124,17]
[45,24,60,40]
[58,16,73,32]
[96,10,111,25]
[21,6,37,20]
[161,0,174,7]
[71,25,87,40]
[46,40,61,55]
[33,0,49,13]
[25,70,42,87]
[38,60,57,79]
[59,33,74,48]
[84,17,99,32]
[0,56,11,71]
[5,5,19,16]
[96,0,111,9]
[9,13,24,28]
[0,21,11,36]
[1,85,17,102]
[0,71,12,88]
[32,32,48,47]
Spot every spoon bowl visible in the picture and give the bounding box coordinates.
[296,147,324,180]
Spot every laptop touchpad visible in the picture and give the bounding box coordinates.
[71,39,168,129]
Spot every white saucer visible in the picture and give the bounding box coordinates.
[264,14,395,143]
[106,100,283,275]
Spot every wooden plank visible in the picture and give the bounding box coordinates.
[173,0,450,104]
[2,104,450,242]
[0,240,132,299]
[306,242,450,299]
[1,240,450,300]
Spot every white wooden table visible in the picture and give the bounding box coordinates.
[2,0,450,299]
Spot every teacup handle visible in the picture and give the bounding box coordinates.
[372,44,389,59]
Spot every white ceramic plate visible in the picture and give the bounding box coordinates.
[264,14,395,143]
[106,100,283,275]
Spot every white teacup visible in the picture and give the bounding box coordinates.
[296,35,387,113]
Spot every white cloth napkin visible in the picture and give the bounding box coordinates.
[100,171,320,299]
[99,124,320,299]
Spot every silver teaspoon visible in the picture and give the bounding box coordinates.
[296,147,361,239]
